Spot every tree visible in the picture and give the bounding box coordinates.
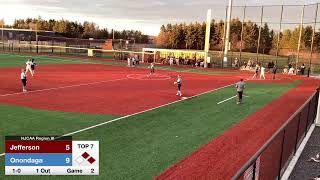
[229,18,242,50]
[260,23,273,53]
[3,17,149,42]
[185,23,196,49]
[156,25,169,48]
[280,29,292,49]
[289,26,303,50]
[243,21,259,52]
[304,26,313,49]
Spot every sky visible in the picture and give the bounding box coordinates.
[0,0,318,36]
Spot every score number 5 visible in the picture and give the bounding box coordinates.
[66,145,70,151]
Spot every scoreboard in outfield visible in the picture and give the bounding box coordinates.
[5,136,99,175]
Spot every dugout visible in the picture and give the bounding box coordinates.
[142,48,206,65]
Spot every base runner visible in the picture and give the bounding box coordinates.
[251,64,260,79]
[26,59,34,76]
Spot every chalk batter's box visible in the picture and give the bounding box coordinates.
[5,136,99,175]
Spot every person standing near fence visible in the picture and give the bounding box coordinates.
[127,57,131,67]
[169,57,174,66]
[235,79,245,104]
[300,64,306,75]
[260,66,266,80]
[272,64,277,80]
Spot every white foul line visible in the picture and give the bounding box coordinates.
[0,78,128,97]
[217,95,250,105]
[0,82,237,158]
[217,95,237,104]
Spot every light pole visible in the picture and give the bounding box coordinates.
[1,19,4,51]
[36,22,38,54]
[308,3,318,77]
[276,5,284,66]
[223,0,233,68]
[296,5,305,74]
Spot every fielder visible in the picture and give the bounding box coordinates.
[21,68,27,92]
[149,63,155,76]
[174,75,182,96]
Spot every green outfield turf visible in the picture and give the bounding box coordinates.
[0,53,238,75]
[0,53,122,68]
[0,80,299,179]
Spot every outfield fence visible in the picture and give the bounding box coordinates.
[232,89,319,180]
[0,42,155,63]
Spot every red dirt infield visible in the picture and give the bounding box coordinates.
[0,64,251,115]
[155,77,320,180]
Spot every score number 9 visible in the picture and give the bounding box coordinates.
[66,158,70,164]
[65,145,71,164]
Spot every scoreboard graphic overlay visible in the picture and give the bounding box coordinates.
[5,136,99,175]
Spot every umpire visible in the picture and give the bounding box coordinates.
[235,79,245,104]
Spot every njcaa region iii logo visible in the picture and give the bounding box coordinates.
[72,141,99,166]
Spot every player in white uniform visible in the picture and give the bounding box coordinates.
[127,57,131,67]
[175,57,179,66]
[174,75,182,96]
[260,66,266,79]
[149,63,155,76]
[169,57,174,66]
[21,69,27,92]
[26,59,34,76]
[288,67,295,75]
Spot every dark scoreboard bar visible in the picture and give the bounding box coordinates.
[5,136,72,141]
